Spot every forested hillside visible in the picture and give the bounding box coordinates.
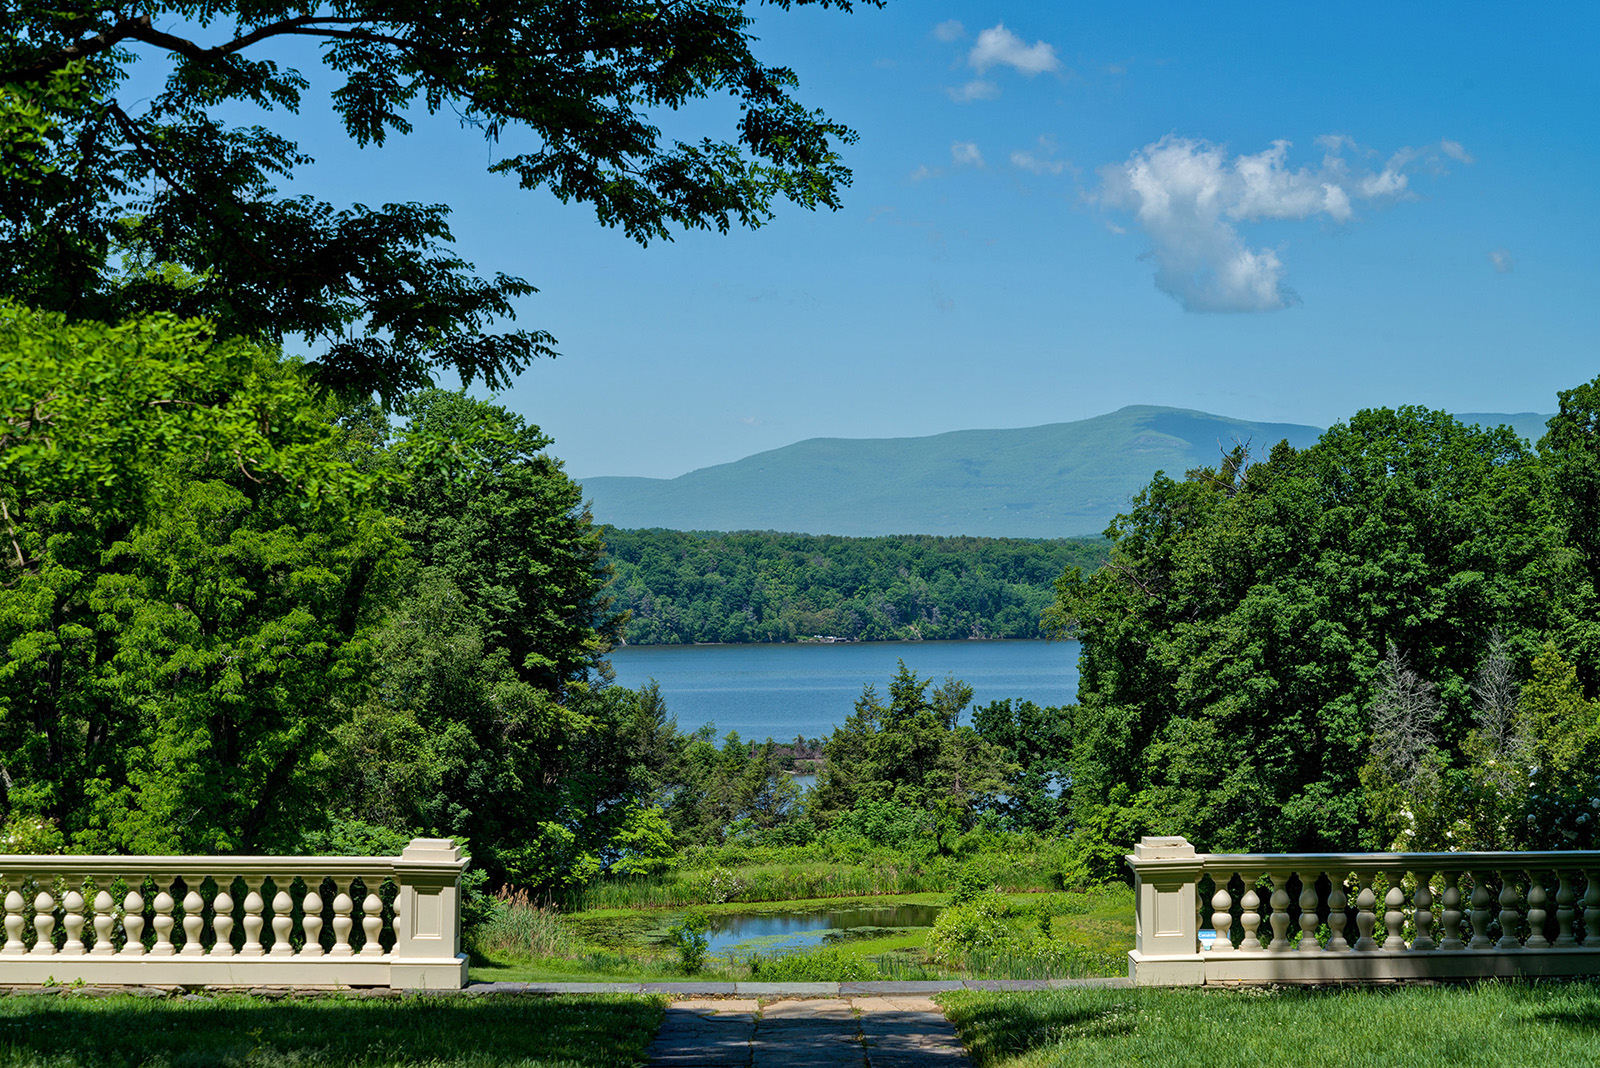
[602,530,1109,644]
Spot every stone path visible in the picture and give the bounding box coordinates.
[645,996,972,1068]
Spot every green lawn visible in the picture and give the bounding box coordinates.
[940,981,1600,1068]
[0,992,663,1068]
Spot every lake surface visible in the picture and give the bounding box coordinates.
[609,639,1080,742]
[698,904,944,958]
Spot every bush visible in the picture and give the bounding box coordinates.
[666,911,711,973]
[926,891,1014,963]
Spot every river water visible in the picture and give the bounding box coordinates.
[607,639,1080,743]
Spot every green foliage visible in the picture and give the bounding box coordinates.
[665,911,710,974]
[0,306,395,852]
[0,1,879,405]
[812,662,1015,851]
[604,528,1109,643]
[1054,407,1573,856]
[1515,644,1600,847]
[829,799,934,851]
[950,860,998,906]
[323,390,651,890]
[664,729,802,847]
[926,891,1013,962]
[972,699,1074,832]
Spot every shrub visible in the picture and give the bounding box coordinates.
[666,911,711,973]
[926,891,1013,963]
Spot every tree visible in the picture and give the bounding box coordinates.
[0,304,394,852]
[811,661,1012,851]
[1539,374,1600,692]
[1051,407,1570,857]
[323,390,647,888]
[0,0,882,404]
[971,698,1074,833]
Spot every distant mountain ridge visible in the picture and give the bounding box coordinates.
[579,405,1554,540]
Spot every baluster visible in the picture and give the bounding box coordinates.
[60,886,86,956]
[212,882,236,957]
[331,888,355,956]
[1353,872,1379,952]
[1438,871,1465,950]
[1237,872,1264,952]
[358,891,385,958]
[120,889,146,956]
[1382,871,1408,951]
[150,883,176,956]
[1411,871,1435,951]
[1555,871,1578,947]
[241,880,266,957]
[181,883,206,957]
[1583,870,1600,947]
[1469,870,1494,949]
[302,883,325,957]
[1266,871,1293,953]
[2,890,25,955]
[269,880,295,956]
[90,891,115,956]
[29,888,56,956]
[1296,872,1323,952]
[1525,871,1550,949]
[1326,874,1350,952]
[1497,872,1523,950]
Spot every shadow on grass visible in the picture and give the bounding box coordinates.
[944,994,1138,1066]
[1509,980,1600,1034]
[0,993,663,1068]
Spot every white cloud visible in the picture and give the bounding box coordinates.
[1441,139,1474,164]
[969,24,1061,76]
[1489,248,1515,274]
[1011,136,1067,175]
[951,141,984,167]
[1012,150,1064,175]
[909,164,937,183]
[934,19,965,43]
[1099,134,1462,313]
[946,79,1000,103]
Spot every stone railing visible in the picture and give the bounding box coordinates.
[0,838,468,989]
[1127,836,1600,986]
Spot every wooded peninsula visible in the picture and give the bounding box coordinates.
[601,529,1110,644]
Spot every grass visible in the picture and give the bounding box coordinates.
[467,884,1136,983]
[940,981,1600,1068]
[0,992,663,1068]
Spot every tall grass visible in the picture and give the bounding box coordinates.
[469,888,579,959]
[564,839,1092,911]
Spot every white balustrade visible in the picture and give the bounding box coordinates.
[0,839,466,989]
[1128,837,1600,986]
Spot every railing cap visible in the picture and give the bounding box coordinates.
[1133,836,1196,860]
[397,838,466,866]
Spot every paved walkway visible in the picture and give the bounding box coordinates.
[645,996,970,1068]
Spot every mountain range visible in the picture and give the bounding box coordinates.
[578,405,1554,540]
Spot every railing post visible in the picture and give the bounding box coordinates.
[390,838,470,990]
[1126,836,1205,986]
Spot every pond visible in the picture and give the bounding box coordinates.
[694,903,942,958]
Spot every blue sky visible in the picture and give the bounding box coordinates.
[262,2,1597,479]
